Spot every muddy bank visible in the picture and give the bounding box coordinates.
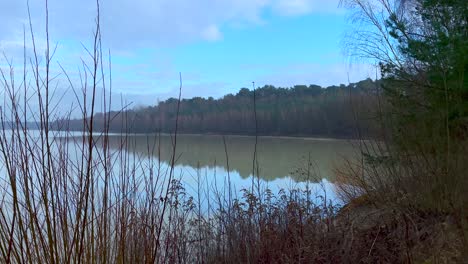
[333,197,466,263]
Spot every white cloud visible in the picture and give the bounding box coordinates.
[254,62,375,87]
[201,25,222,41]
[273,0,313,15]
[0,0,343,52]
[0,0,269,51]
[272,0,342,16]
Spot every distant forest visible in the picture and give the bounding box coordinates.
[58,78,380,138]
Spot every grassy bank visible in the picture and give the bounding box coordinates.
[0,123,465,262]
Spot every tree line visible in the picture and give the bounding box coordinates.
[57,78,380,138]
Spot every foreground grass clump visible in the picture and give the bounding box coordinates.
[207,187,341,263]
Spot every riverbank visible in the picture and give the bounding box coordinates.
[203,188,465,263]
[334,196,465,263]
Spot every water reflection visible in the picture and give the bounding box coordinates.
[104,134,357,182]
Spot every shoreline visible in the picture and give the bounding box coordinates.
[89,131,369,142]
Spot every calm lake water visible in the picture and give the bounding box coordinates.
[0,130,359,206]
[103,134,358,200]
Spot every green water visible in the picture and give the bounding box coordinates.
[105,134,358,182]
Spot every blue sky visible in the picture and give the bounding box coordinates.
[0,0,373,111]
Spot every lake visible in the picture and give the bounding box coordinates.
[0,130,358,204]
[101,134,359,201]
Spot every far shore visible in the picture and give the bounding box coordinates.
[78,131,370,142]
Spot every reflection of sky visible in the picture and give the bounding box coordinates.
[126,160,341,209]
[177,164,340,205]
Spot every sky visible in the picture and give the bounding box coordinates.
[0,0,374,112]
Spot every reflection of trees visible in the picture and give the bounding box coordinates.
[104,134,357,182]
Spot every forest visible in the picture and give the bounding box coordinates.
[58,78,379,138]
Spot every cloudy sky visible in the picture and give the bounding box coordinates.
[0,0,373,111]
